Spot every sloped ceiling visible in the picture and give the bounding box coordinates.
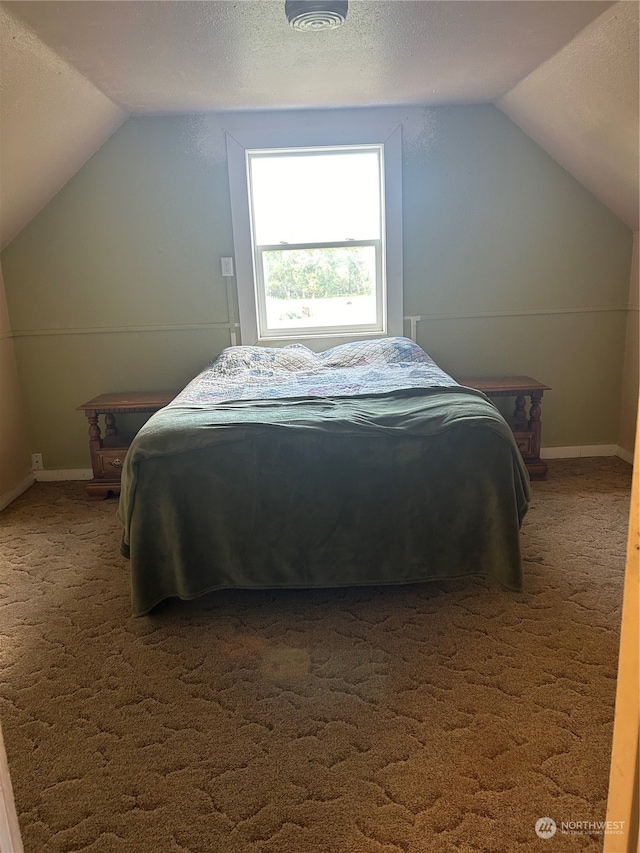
[498,1,639,231]
[0,5,126,249]
[1,0,638,250]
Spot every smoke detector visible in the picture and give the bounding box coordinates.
[285,1,348,31]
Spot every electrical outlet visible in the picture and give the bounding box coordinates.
[221,257,234,277]
[31,453,43,470]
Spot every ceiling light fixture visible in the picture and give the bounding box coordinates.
[285,0,348,31]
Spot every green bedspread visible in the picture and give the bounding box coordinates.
[118,388,530,616]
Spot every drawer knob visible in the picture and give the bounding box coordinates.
[108,458,123,469]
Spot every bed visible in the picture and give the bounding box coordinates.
[118,337,531,616]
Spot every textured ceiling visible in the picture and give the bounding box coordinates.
[4,0,613,112]
[498,1,639,230]
[0,0,638,248]
[0,5,126,249]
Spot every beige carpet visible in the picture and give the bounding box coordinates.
[0,458,632,853]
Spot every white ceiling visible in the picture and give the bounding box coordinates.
[2,0,615,112]
[0,0,638,249]
[498,1,639,230]
[0,4,126,249]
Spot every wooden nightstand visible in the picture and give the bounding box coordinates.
[78,392,176,499]
[455,376,551,480]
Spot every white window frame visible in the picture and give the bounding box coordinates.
[249,144,385,340]
[226,116,403,348]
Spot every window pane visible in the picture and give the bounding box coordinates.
[250,149,381,245]
[262,245,378,331]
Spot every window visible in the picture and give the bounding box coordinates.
[226,116,403,347]
[248,146,384,340]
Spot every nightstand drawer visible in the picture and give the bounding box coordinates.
[95,448,128,478]
[454,376,549,480]
[513,431,534,458]
[79,391,176,499]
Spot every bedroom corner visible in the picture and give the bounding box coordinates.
[0,261,32,511]
[618,231,639,460]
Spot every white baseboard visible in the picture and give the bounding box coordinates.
[16,447,638,492]
[541,444,618,459]
[541,445,634,464]
[0,474,35,512]
[617,446,634,465]
[33,469,93,482]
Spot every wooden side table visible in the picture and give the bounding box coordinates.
[455,376,551,480]
[78,392,176,499]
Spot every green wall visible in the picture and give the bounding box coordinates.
[1,106,633,469]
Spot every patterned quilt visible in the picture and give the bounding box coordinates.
[170,337,459,407]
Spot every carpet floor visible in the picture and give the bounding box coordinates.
[0,458,632,853]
